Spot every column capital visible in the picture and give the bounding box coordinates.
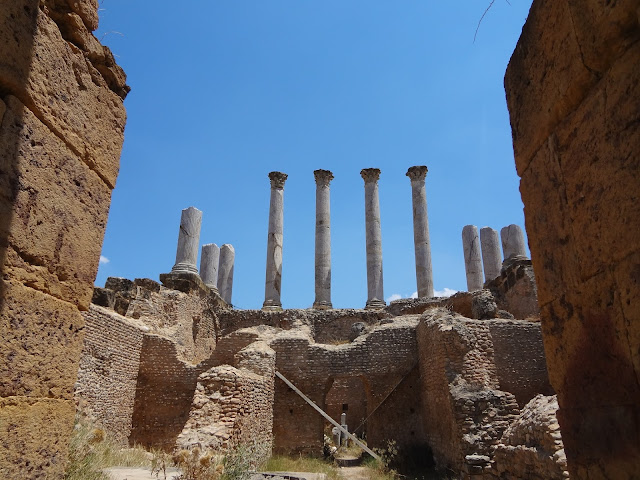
[268,171,288,189]
[314,169,334,187]
[360,168,381,183]
[406,165,428,182]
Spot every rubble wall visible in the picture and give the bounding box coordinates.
[505,1,640,476]
[0,1,127,477]
[75,305,144,444]
[487,320,553,407]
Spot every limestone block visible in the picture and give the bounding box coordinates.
[0,2,127,188]
[0,280,85,399]
[504,0,598,174]
[65,0,100,31]
[0,95,112,309]
[0,397,76,479]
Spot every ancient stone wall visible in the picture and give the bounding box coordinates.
[505,1,640,476]
[0,1,127,477]
[75,305,144,443]
[487,320,553,407]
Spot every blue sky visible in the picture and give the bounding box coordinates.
[95,1,533,309]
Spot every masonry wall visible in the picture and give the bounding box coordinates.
[0,1,127,477]
[76,305,144,444]
[504,1,640,477]
[487,320,553,407]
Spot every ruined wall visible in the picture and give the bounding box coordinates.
[487,320,553,407]
[505,1,640,477]
[0,1,127,477]
[75,305,144,443]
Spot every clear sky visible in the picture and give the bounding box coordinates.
[95,1,533,309]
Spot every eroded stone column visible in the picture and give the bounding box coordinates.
[501,224,527,260]
[462,225,483,291]
[361,168,385,309]
[218,244,235,305]
[407,166,434,298]
[313,169,334,309]
[263,171,287,310]
[171,206,203,274]
[199,243,220,292]
[480,227,502,283]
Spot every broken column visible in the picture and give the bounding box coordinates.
[263,171,288,310]
[171,206,203,274]
[462,225,483,291]
[199,243,220,292]
[407,165,434,298]
[313,169,334,309]
[361,168,385,309]
[218,244,235,305]
[480,227,502,283]
[500,224,527,261]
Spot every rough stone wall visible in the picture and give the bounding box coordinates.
[487,320,553,407]
[177,341,275,466]
[486,260,539,320]
[75,305,144,443]
[494,395,568,479]
[0,1,127,477]
[416,310,521,472]
[504,1,640,476]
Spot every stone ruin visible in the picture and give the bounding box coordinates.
[1,1,638,479]
[73,190,565,479]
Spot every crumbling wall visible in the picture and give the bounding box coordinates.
[486,260,539,319]
[0,1,127,477]
[505,1,640,476]
[75,305,144,443]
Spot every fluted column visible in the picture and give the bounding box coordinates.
[361,168,385,309]
[407,166,434,298]
[218,244,235,305]
[313,169,334,309]
[462,225,483,291]
[500,224,528,260]
[480,227,502,283]
[200,243,220,292]
[263,171,287,310]
[171,206,203,274]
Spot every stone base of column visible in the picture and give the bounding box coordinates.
[171,262,199,275]
[312,300,333,310]
[365,299,386,310]
[262,300,283,311]
[204,283,220,295]
[160,272,207,295]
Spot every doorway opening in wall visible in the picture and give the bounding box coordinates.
[325,376,367,440]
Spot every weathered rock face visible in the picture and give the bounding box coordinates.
[505,1,640,477]
[0,1,127,477]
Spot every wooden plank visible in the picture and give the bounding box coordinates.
[275,371,381,461]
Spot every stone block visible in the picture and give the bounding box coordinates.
[504,0,598,175]
[0,2,126,188]
[0,280,84,399]
[0,95,112,309]
[91,286,115,309]
[0,397,75,479]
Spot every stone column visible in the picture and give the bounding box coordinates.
[462,225,483,291]
[501,224,528,260]
[171,206,203,274]
[406,166,434,298]
[263,171,288,310]
[199,243,220,292]
[361,168,385,309]
[313,169,334,309]
[480,227,502,283]
[218,244,235,305]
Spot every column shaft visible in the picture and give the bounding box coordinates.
[171,206,202,274]
[263,171,287,310]
[407,166,434,298]
[200,243,220,292]
[361,168,385,309]
[218,244,235,305]
[314,170,333,309]
[501,224,528,260]
[462,225,483,291]
[480,227,502,283]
